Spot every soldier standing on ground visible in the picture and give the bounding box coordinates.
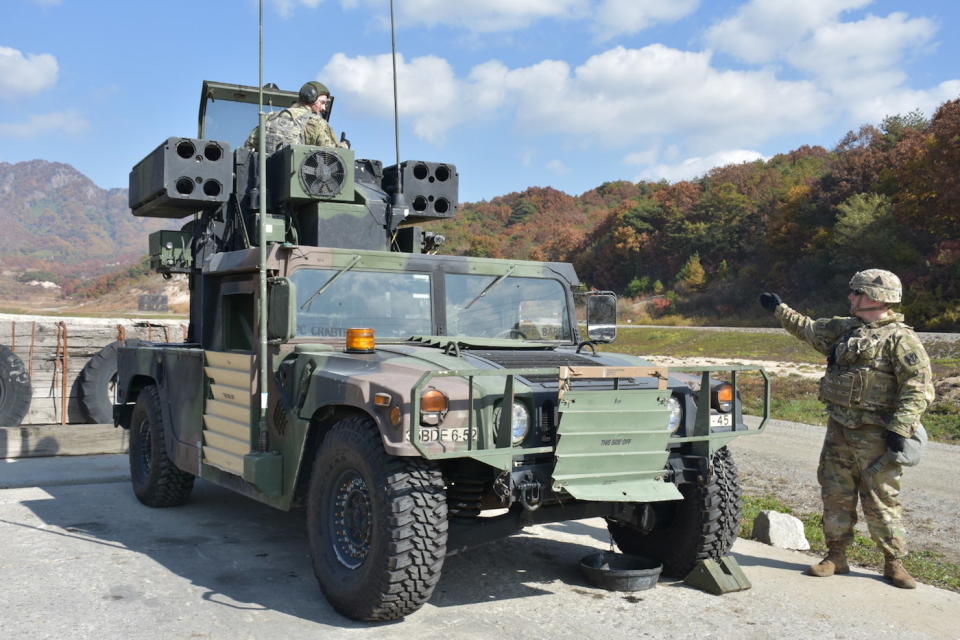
[245,81,349,152]
[758,269,934,589]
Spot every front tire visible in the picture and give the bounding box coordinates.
[307,415,447,621]
[128,384,194,507]
[607,446,742,577]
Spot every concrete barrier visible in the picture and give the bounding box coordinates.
[0,424,127,459]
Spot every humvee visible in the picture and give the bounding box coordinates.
[115,81,769,621]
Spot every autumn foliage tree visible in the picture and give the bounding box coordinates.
[424,98,960,330]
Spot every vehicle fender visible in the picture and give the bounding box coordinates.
[117,344,204,472]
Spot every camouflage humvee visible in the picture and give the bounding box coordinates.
[115,81,769,621]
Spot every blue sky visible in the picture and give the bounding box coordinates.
[2,0,959,203]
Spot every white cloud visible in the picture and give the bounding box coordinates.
[272,0,324,18]
[322,52,470,144]
[624,149,658,166]
[594,0,698,41]
[707,1,959,132]
[786,12,938,121]
[546,159,570,174]
[705,0,872,64]
[852,79,960,124]
[0,47,59,98]
[638,149,767,183]
[342,0,695,35]
[323,44,832,150]
[0,111,90,138]
[342,0,587,32]
[500,45,831,147]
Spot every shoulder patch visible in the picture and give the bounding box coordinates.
[904,352,919,366]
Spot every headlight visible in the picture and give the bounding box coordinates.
[667,395,683,433]
[711,383,734,413]
[420,388,448,426]
[494,401,530,445]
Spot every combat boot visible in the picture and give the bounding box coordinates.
[884,557,917,589]
[806,545,850,577]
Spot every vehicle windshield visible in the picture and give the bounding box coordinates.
[203,99,288,150]
[445,274,572,341]
[292,269,433,339]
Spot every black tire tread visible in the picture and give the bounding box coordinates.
[0,344,32,427]
[129,384,194,507]
[607,446,742,577]
[308,415,447,621]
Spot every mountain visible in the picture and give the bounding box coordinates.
[0,160,168,271]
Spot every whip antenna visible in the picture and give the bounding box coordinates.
[390,0,405,207]
[256,0,269,451]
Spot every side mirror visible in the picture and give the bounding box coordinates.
[267,277,297,342]
[586,291,617,343]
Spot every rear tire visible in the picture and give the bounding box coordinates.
[128,384,194,507]
[307,415,447,621]
[607,446,742,577]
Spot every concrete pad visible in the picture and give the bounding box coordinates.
[1,454,958,639]
[0,453,129,489]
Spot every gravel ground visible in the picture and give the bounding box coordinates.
[731,417,960,566]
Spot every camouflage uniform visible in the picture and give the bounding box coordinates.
[775,305,934,558]
[244,104,347,152]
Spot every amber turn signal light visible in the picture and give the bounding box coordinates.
[712,383,734,413]
[346,328,375,353]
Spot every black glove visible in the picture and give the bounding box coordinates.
[759,292,782,312]
[886,430,907,453]
[340,131,351,149]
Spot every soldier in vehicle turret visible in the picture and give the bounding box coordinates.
[244,80,349,152]
[759,269,934,589]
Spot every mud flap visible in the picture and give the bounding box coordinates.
[552,388,682,502]
[684,556,751,595]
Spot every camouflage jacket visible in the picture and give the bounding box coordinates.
[775,304,934,436]
[244,104,347,151]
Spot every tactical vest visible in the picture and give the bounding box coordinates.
[818,321,903,413]
[263,108,313,152]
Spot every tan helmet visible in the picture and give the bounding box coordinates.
[849,269,902,304]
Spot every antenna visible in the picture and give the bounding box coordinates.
[389,0,406,210]
[256,0,269,452]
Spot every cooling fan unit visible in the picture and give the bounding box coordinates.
[300,150,346,198]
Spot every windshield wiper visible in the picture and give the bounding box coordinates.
[300,255,362,311]
[463,265,516,310]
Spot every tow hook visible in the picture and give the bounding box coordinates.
[518,474,541,511]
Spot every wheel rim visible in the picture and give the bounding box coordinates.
[330,469,372,569]
[135,414,152,476]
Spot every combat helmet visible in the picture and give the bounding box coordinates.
[849,269,902,304]
[298,81,330,105]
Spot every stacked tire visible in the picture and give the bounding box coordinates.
[77,339,146,424]
[0,344,31,427]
